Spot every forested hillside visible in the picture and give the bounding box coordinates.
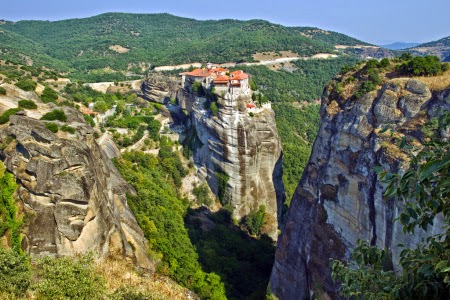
[0,12,367,73]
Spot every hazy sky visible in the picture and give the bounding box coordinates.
[0,0,449,45]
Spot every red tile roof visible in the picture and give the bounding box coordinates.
[246,103,255,108]
[230,70,249,80]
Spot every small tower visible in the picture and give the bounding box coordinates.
[206,62,213,70]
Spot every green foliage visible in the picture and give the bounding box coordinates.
[40,86,58,103]
[40,109,67,122]
[0,108,20,124]
[0,161,22,252]
[94,100,109,113]
[245,205,266,236]
[60,125,76,134]
[186,208,276,299]
[192,81,204,96]
[273,103,320,203]
[18,99,38,109]
[193,182,212,206]
[15,79,37,91]
[215,170,230,205]
[114,151,226,299]
[0,13,363,73]
[0,248,31,297]
[34,254,106,300]
[44,122,59,133]
[83,114,95,127]
[237,57,359,102]
[397,56,447,76]
[0,87,6,95]
[332,112,450,299]
[210,101,219,116]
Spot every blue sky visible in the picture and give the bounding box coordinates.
[0,0,449,45]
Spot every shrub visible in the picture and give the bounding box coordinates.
[0,108,20,124]
[60,125,76,134]
[40,86,58,103]
[15,79,37,92]
[0,248,31,297]
[18,100,37,109]
[34,255,106,300]
[83,114,95,127]
[45,122,59,133]
[245,205,266,236]
[0,86,6,95]
[40,109,67,122]
[397,55,446,76]
[210,101,219,116]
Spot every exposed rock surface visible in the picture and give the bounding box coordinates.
[269,79,449,299]
[0,108,153,270]
[141,73,180,104]
[185,92,284,239]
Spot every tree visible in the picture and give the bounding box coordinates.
[93,100,108,113]
[331,112,450,299]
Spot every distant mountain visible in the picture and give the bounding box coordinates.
[406,36,450,60]
[0,13,378,72]
[381,42,420,50]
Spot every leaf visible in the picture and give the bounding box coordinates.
[407,207,418,220]
[419,156,450,182]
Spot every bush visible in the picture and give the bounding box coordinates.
[83,114,95,127]
[15,79,37,92]
[18,100,37,109]
[60,125,76,134]
[40,86,58,103]
[245,205,266,236]
[45,122,59,133]
[0,248,31,297]
[0,108,20,124]
[0,86,6,95]
[40,109,67,122]
[210,102,219,116]
[397,55,446,76]
[34,255,106,300]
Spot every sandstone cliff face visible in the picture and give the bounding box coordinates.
[186,92,284,239]
[141,74,180,104]
[269,79,449,299]
[0,108,152,270]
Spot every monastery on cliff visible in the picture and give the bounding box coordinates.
[180,63,250,96]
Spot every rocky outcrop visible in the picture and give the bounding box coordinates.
[0,108,153,270]
[141,73,180,103]
[186,92,284,239]
[269,79,449,299]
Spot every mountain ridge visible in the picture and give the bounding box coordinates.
[0,12,373,72]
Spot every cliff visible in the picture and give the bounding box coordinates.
[141,74,180,104]
[186,92,284,239]
[269,74,450,298]
[0,107,153,270]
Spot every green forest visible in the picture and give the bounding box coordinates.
[0,13,366,76]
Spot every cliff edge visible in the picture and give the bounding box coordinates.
[269,64,450,299]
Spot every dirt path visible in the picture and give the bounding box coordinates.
[153,53,338,71]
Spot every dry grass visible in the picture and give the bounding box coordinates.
[95,257,198,300]
[109,45,130,54]
[413,67,450,91]
[326,100,340,116]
